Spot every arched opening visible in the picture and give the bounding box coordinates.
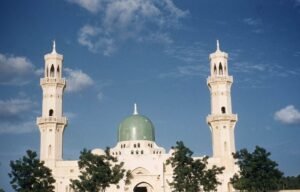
[46,67,49,77]
[213,64,217,75]
[49,109,54,116]
[133,182,153,192]
[221,106,226,114]
[219,62,223,75]
[137,143,140,148]
[50,64,55,77]
[57,66,60,77]
[134,187,147,192]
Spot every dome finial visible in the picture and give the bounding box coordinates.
[52,40,57,54]
[133,103,138,115]
[216,39,220,51]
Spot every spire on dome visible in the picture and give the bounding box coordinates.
[216,40,220,51]
[51,40,57,54]
[133,103,138,115]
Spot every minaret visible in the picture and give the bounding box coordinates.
[37,41,67,164]
[206,41,238,170]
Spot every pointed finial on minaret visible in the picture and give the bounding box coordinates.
[133,103,138,115]
[216,39,220,51]
[52,40,57,54]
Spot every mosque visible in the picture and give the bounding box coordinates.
[36,41,238,192]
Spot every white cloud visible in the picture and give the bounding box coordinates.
[97,92,104,101]
[0,98,33,117]
[68,0,102,13]
[64,112,77,119]
[274,105,300,124]
[75,0,188,55]
[0,121,36,134]
[64,68,94,92]
[78,25,117,55]
[34,68,44,76]
[243,18,263,34]
[0,98,37,134]
[0,53,35,85]
[243,18,261,26]
[160,42,209,78]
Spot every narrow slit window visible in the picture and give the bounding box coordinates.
[221,107,226,114]
[219,63,223,75]
[49,109,54,116]
[50,65,55,77]
[214,64,217,75]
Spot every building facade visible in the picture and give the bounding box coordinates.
[37,41,238,192]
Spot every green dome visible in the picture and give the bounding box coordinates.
[118,114,155,142]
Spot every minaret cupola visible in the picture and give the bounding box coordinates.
[44,41,63,80]
[209,40,229,77]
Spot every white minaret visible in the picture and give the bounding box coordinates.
[207,41,238,171]
[37,41,67,164]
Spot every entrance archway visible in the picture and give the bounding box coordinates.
[133,182,153,192]
[134,186,147,192]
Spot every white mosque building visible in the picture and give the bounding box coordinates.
[36,41,238,192]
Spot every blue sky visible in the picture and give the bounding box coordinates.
[1,0,300,190]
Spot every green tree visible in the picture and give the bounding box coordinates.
[0,188,5,192]
[9,150,55,192]
[70,148,131,192]
[281,175,300,189]
[167,141,224,192]
[230,146,283,192]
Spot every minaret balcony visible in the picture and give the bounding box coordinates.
[40,78,66,86]
[37,117,67,125]
[207,76,233,84]
[206,114,238,123]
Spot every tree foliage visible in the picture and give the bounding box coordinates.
[281,175,300,189]
[230,146,283,192]
[70,148,131,192]
[167,141,224,192]
[9,150,55,192]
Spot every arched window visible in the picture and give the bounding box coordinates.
[137,143,140,148]
[134,144,136,148]
[219,63,223,75]
[214,64,217,75]
[46,67,49,77]
[48,145,52,157]
[221,106,226,114]
[50,64,55,77]
[57,66,60,77]
[141,150,144,154]
[49,109,54,116]
[136,150,139,154]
